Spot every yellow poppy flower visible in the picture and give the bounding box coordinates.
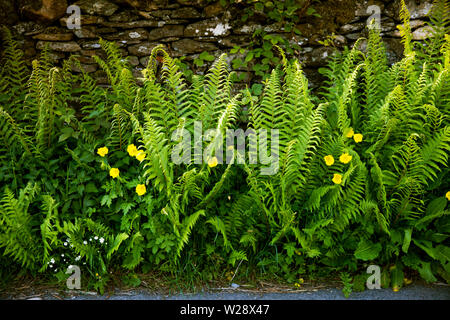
[345,128,354,138]
[109,168,120,178]
[446,191,450,201]
[207,156,218,168]
[353,133,363,143]
[393,286,400,292]
[136,184,146,196]
[136,151,146,162]
[339,153,352,164]
[324,155,334,166]
[97,147,108,157]
[127,144,138,157]
[332,173,342,185]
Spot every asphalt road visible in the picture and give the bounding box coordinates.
[33,283,449,300]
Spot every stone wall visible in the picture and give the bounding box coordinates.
[0,0,437,88]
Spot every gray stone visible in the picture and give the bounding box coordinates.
[171,39,218,56]
[12,22,46,36]
[103,28,148,41]
[299,46,338,67]
[127,56,140,66]
[73,27,98,39]
[345,33,362,40]
[339,22,366,34]
[74,0,119,16]
[412,26,434,40]
[234,23,262,35]
[409,1,433,19]
[128,42,160,56]
[184,19,231,37]
[139,56,150,66]
[81,41,102,50]
[148,25,184,41]
[36,41,81,52]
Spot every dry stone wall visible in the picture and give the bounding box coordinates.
[0,0,437,88]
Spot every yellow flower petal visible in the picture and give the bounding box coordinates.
[109,168,120,178]
[446,191,450,201]
[127,144,138,157]
[136,184,146,196]
[97,147,108,157]
[353,133,363,143]
[393,286,400,292]
[208,156,218,168]
[345,128,354,138]
[339,153,352,164]
[136,151,146,162]
[332,173,342,185]
[324,155,334,166]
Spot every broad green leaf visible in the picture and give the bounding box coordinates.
[354,239,382,261]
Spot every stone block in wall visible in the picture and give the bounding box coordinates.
[22,0,68,23]
[74,0,119,16]
[60,15,106,27]
[73,26,98,39]
[385,0,433,21]
[36,40,81,52]
[233,23,262,35]
[101,20,162,28]
[128,42,161,56]
[47,52,66,62]
[13,22,46,36]
[184,19,231,37]
[148,10,172,19]
[298,46,338,67]
[217,35,252,48]
[80,49,107,59]
[204,2,224,18]
[74,55,96,64]
[171,39,218,56]
[71,63,98,73]
[339,22,366,34]
[32,27,73,41]
[102,28,149,41]
[108,10,140,22]
[148,25,184,41]
[171,7,202,19]
[176,0,207,7]
[127,56,140,66]
[412,26,434,40]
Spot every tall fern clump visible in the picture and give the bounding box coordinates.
[318,0,450,286]
[112,45,248,271]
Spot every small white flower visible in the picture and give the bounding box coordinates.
[61,254,64,257]
[75,256,81,261]
[94,236,98,240]
[50,258,55,264]
[89,238,92,241]
[64,242,68,246]
[83,241,87,245]
[99,238,105,244]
